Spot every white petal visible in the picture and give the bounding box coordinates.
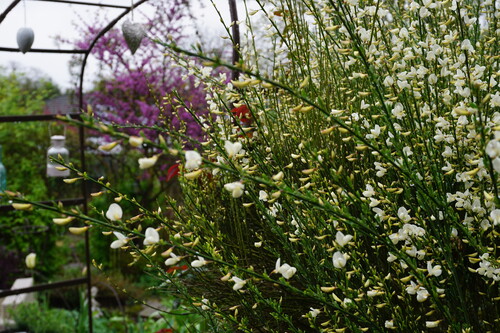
[144,227,160,245]
[225,141,242,158]
[185,150,202,171]
[113,231,126,240]
[138,155,159,169]
[165,256,181,266]
[106,203,123,221]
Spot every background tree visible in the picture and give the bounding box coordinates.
[0,65,68,288]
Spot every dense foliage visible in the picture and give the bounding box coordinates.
[0,67,72,287]
[9,0,500,332]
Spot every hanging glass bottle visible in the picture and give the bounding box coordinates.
[0,144,6,192]
[46,135,70,177]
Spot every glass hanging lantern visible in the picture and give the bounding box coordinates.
[0,144,7,192]
[46,135,70,177]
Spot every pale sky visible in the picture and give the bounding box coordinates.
[0,0,237,91]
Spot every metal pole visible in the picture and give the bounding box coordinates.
[76,2,150,331]
[228,0,240,81]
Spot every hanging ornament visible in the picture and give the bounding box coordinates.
[122,19,146,55]
[16,27,34,54]
[47,135,70,178]
[17,0,34,54]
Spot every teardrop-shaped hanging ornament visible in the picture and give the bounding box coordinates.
[17,27,34,54]
[122,19,146,55]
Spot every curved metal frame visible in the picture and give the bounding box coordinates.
[0,2,150,332]
[0,1,241,332]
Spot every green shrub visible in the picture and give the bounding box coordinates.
[11,0,500,331]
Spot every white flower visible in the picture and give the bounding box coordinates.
[362,185,375,198]
[106,203,123,221]
[374,162,387,177]
[25,253,36,269]
[391,103,405,119]
[397,207,411,222]
[492,158,500,174]
[387,252,397,262]
[259,190,269,201]
[224,141,243,158]
[164,253,181,266]
[427,261,442,277]
[332,251,348,269]
[416,287,430,302]
[138,155,159,169]
[366,125,381,139]
[143,227,160,246]
[224,181,245,198]
[486,140,500,158]
[185,150,202,171]
[335,231,353,247]
[201,298,210,310]
[405,281,418,295]
[490,209,500,225]
[309,308,320,318]
[191,256,209,268]
[425,321,440,328]
[230,276,246,290]
[385,320,394,329]
[110,232,128,249]
[461,39,474,53]
[383,76,394,86]
[275,258,297,279]
[129,136,144,147]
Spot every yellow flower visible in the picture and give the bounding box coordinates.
[138,155,159,169]
[69,226,89,235]
[25,253,36,269]
[52,216,75,226]
[129,136,144,147]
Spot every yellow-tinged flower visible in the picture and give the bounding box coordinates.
[129,136,144,147]
[12,203,32,210]
[25,253,36,269]
[224,181,245,198]
[231,80,252,88]
[69,226,89,235]
[106,203,123,221]
[138,155,159,169]
[230,276,246,290]
[164,252,182,266]
[98,141,119,151]
[184,169,203,180]
[425,320,441,328]
[272,171,284,181]
[52,216,75,226]
[63,178,81,184]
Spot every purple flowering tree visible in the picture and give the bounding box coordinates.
[58,0,219,207]
[68,0,208,142]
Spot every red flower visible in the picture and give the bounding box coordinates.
[166,164,179,181]
[155,329,174,333]
[166,265,189,274]
[231,105,252,124]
